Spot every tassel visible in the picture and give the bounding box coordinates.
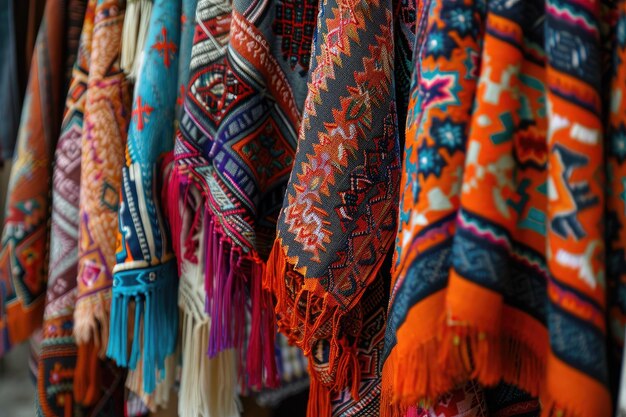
[247,261,279,389]
[307,373,332,417]
[121,0,153,80]
[106,259,178,394]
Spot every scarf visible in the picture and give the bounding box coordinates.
[382,0,486,409]
[264,0,403,414]
[106,0,182,404]
[36,1,129,414]
[384,1,621,416]
[0,0,73,356]
[169,0,317,390]
[75,0,130,359]
[37,0,99,414]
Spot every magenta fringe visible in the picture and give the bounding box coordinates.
[168,163,278,390]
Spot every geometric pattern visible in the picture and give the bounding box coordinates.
[75,0,130,349]
[0,0,71,356]
[170,0,314,394]
[109,0,182,397]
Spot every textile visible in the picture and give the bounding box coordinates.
[169,0,317,389]
[75,0,130,355]
[37,0,95,414]
[608,0,626,400]
[382,0,487,407]
[384,1,619,417]
[0,0,45,161]
[107,0,182,401]
[484,383,540,417]
[0,0,23,161]
[264,0,404,414]
[0,0,71,356]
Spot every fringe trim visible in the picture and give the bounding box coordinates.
[178,251,241,417]
[120,0,153,80]
[380,315,546,416]
[307,371,332,417]
[74,341,101,406]
[74,290,111,357]
[168,165,278,389]
[265,238,364,417]
[125,355,176,412]
[179,309,241,417]
[106,259,178,394]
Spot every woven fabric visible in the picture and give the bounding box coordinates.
[107,0,182,399]
[384,1,621,416]
[0,0,72,356]
[264,1,407,414]
[75,0,130,352]
[169,0,317,390]
[37,0,94,414]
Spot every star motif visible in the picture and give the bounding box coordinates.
[431,117,466,154]
[132,96,154,131]
[152,26,177,68]
[417,141,447,179]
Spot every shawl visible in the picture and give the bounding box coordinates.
[75,0,130,356]
[37,0,98,413]
[263,0,403,414]
[36,1,129,414]
[107,0,182,402]
[0,0,71,356]
[170,1,241,416]
[383,1,621,416]
[382,0,486,409]
[169,0,317,390]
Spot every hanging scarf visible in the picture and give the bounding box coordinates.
[383,0,619,416]
[382,0,486,409]
[36,0,98,414]
[170,1,241,416]
[75,0,130,358]
[107,0,182,404]
[264,0,403,414]
[36,1,128,414]
[169,0,318,390]
[0,0,73,356]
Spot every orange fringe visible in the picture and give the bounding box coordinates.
[264,238,364,417]
[381,280,549,417]
[74,341,101,406]
[308,371,332,417]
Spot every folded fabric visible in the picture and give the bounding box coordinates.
[37,0,95,414]
[107,0,182,401]
[75,0,130,361]
[169,0,317,390]
[382,0,486,409]
[264,1,407,415]
[383,1,622,416]
[0,0,75,356]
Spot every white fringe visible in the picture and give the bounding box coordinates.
[126,354,177,412]
[178,192,241,417]
[121,0,153,80]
